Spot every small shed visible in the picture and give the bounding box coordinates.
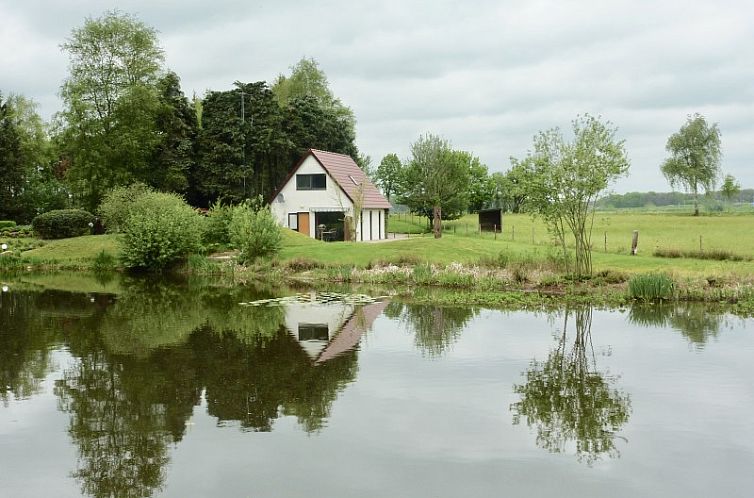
[478,208,502,232]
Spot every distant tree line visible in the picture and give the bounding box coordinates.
[0,11,363,222]
[597,189,754,209]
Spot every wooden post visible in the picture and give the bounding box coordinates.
[631,230,639,255]
[604,232,607,252]
[494,225,497,240]
[453,225,456,235]
[699,235,703,252]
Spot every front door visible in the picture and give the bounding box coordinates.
[298,212,310,237]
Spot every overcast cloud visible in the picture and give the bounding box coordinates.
[1,0,752,191]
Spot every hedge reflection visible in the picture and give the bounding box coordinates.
[629,303,723,346]
[511,307,631,463]
[34,279,362,497]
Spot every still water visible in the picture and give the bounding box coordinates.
[1,275,753,498]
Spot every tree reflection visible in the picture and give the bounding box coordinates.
[511,307,631,463]
[392,303,478,357]
[629,303,723,346]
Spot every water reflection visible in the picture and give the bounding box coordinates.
[511,307,632,463]
[385,302,478,357]
[1,279,385,498]
[629,303,724,346]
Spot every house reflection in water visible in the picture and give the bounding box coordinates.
[282,292,389,364]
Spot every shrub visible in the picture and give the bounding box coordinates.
[628,273,675,302]
[98,183,153,233]
[92,250,117,272]
[228,199,282,263]
[120,192,203,270]
[0,221,16,230]
[285,257,324,271]
[32,209,95,239]
[654,247,749,262]
[203,200,233,246]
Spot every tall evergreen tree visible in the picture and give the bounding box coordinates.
[150,72,198,194]
[0,93,25,220]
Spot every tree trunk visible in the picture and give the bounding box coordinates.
[433,205,442,239]
[693,191,699,216]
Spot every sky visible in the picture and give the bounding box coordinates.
[1,0,752,192]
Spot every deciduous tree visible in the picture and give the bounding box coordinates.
[400,134,471,238]
[58,10,165,211]
[522,115,629,276]
[660,114,722,216]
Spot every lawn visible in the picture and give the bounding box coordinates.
[21,234,120,265]
[4,211,753,280]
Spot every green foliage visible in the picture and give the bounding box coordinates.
[375,153,403,202]
[466,158,494,212]
[720,174,741,203]
[399,134,472,237]
[92,250,117,272]
[228,198,282,263]
[58,10,165,211]
[628,273,675,302]
[120,192,203,270]
[150,72,198,193]
[98,183,153,233]
[32,209,95,239]
[661,114,722,216]
[0,221,16,230]
[653,247,749,262]
[203,200,233,246]
[521,114,630,276]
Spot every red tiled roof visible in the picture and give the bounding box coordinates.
[271,149,391,209]
[310,149,392,209]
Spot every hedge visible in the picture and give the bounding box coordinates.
[32,209,95,239]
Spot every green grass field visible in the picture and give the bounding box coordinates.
[392,212,754,257]
[3,212,753,279]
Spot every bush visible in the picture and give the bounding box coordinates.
[0,221,16,230]
[120,192,203,270]
[98,183,153,233]
[32,209,95,239]
[92,250,117,272]
[203,200,233,246]
[628,273,675,302]
[228,199,282,263]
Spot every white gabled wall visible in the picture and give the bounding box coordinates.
[270,155,353,238]
[356,209,386,241]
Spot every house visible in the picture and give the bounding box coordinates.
[270,149,391,241]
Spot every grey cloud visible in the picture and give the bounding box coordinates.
[1,0,752,191]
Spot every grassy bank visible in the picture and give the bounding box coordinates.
[3,212,754,308]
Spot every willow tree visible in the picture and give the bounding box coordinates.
[522,115,629,277]
[661,114,722,216]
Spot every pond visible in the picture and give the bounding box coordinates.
[1,275,753,497]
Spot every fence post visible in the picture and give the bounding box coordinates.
[631,230,639,255]
[604,231,607,253]
[494,225,497,240]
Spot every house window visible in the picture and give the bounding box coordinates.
[288,213,298,230]
[296,174,326,190]
[298,324,329,341]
